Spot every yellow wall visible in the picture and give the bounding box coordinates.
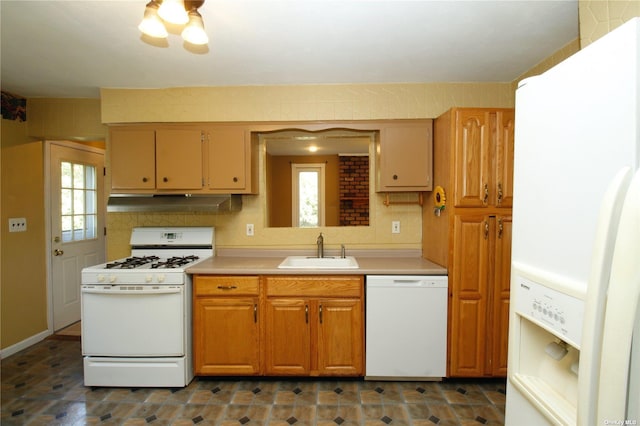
[1,120,47,348]
[1,98,105,351]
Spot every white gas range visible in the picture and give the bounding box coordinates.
[81,226,214,388]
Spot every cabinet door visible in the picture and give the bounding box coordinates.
[264,298,311,375]
[453,110,491,207]
[491,215,512,376]
[110,129,156,189]
[495,110,515,208]
[209,127,247,190]
[378,125,433,191]
[155,129,203,190]
[193,297,260,375]
[449,214,490,377]
[317,298,364,376]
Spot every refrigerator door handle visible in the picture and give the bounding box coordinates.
[595,169,640,424]
[578,167,633,425]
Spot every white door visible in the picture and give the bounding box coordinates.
[50,142,105,330]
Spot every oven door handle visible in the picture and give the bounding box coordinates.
[81,287,182,295]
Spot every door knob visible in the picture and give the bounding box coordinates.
[53,249,64,256]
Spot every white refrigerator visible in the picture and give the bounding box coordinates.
[505,17,640,425]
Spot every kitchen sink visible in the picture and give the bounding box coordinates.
[277,256,360,269]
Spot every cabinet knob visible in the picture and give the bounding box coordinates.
[233,177,238,183]
[392,174,398,180]
[163,177,168,183]
[142,177,148,183]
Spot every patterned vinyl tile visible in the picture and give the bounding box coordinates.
[1,339,506,425]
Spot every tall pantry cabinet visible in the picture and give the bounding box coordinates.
[422,108,514,377]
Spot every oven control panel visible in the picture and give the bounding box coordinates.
[81,271,185,285]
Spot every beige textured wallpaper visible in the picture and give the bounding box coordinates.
[579,0,640,46]
[101,83,514,123]
[101,82,515,258]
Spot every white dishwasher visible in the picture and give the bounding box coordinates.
[365,275,448,380]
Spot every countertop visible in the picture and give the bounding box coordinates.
[187,254,447,276]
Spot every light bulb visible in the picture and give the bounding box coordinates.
[158,0,189,25]
[181,10,209,45]
[139,2,168,38]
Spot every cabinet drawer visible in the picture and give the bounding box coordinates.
[194,276,259,296]
[265,276,363,298]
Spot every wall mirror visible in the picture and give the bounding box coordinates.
[260,128,377,228]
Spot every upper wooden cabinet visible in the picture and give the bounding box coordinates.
[448,108,515,208]
[109,124,258,195]
[110,127,204,192]
[156,129,204,190]
[376,122,433,192]
[109,129,156,190]
[207,126,257,193]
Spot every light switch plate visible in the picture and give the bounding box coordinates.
[9,217,27,232]
[246,223,254,236]
[392,221,400,234]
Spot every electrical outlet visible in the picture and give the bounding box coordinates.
[9,217,27,233]
[246,223,254,236]
[392,221,400,234]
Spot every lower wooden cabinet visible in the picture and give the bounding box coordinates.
[193,274,364,377]
[264,297,363,376]
[448,214,512,377]
[263,276,364,376]
[193,276,260,375]
[316,298,364,376]
[264,298,311,375]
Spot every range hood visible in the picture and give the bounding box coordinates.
[107,194,242,213]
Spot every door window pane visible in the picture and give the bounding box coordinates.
[61,161,97,243]
[291,163,325,228]
[298,171,319,227]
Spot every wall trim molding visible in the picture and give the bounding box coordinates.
[0,329,50,359]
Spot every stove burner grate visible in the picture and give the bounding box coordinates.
[105,256,160,269]
[151,255,200,269]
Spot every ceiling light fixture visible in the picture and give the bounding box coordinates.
[158,0,189,25]
[139,0,208,45]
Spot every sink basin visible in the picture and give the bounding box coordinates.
[277,256,360,269]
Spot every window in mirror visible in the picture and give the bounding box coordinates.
[262,128,375,228]
[292,163,325,227]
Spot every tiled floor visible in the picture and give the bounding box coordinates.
[1,338,506,425]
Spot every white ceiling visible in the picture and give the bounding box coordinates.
[0,0,579,99]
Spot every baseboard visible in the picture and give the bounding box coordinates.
[0,329,51,359]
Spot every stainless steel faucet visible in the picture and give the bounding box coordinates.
[316,232,324,258]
